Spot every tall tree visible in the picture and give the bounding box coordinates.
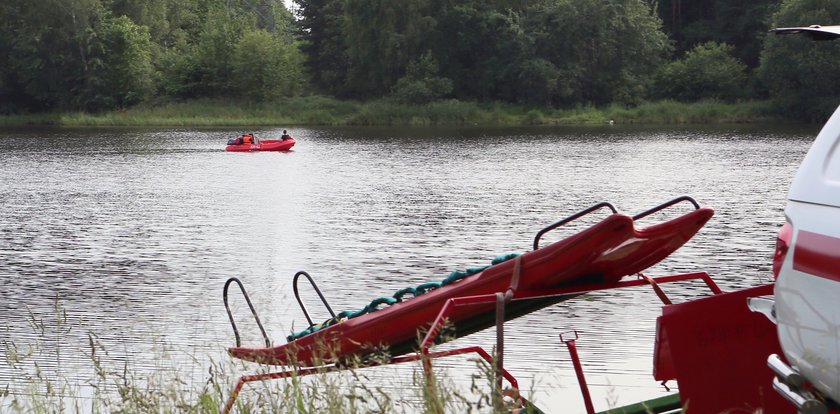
[296,0,350,94]
[1,0,110,111]
[427,0,529,101]
[342,0,437,97]
[657,0,777,67]
[392,50,453,104]
[107,0,169,43]
[232,29,307,100]
[757,0,840,121]
[93,15,154,109]
[525,0,671,106]
[0,0,305,112]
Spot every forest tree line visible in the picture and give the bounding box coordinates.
[1,0,840,121]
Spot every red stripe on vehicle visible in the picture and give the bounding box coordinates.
[793,230,840,282]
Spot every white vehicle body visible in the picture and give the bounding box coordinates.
[775,104,840,404]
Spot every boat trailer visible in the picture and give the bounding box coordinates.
[221,270,723,413]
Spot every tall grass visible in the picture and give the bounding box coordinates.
[600,100,775,124]
[1,300,540,413]
[0,97,776,127]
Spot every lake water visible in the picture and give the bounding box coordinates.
[0,123,818,412]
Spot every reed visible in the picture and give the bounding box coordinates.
[0,98,775,127]
[1,300,539,413]
[0,113,63,127]
[599,99,775,124]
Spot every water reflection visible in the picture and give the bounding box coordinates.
[0,124,815,412]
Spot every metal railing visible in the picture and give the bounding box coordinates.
[533,202,618,250]
[293,270,336,328]
[223,277,270,348]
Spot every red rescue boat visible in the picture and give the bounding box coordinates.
[225,134,295,152]
[224,197,714,368]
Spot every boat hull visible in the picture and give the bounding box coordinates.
[226,138,295,152]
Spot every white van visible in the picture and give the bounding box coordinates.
[767,24,840,413]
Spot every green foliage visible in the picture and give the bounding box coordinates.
[0,0,110,111]
[282,42,310,96]
[344,98,488,125]
[232,30,279,101]
[757,0,840,122]
[95,15,154,109]
[190,8,243,97]
[108,0,169,44]
[522,0,672,107]
[0,0,300,112]
[297,0,350,94]
[654,42,748,102]
[657,0,778,68]
[155,45,199,99]
[523,109,547,125]
[602,99,773,123]
[431,3,530,101]
[342,0,437,97]
[0,96,774,127]
[0,0,823,116]
[392,51,453,104]
[159,4,303,101]
[289,0,784,109]
[514,58,562,106]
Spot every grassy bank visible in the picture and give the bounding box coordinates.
[0,300,541,413]
[0,97,776,127]
[2,340,540,414]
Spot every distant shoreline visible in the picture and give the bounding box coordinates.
[0,97,780,128]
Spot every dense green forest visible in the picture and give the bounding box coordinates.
[1,0,840,122]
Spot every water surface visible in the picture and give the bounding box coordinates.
[0,123,817,412]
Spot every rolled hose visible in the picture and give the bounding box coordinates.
[286,252,520,342]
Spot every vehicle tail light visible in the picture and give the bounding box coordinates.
[773,222,793,279]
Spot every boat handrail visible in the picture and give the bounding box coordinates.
[632,195,700,221]
[223,277,271,348]
[293,271,337,329]
[533,202,618,250]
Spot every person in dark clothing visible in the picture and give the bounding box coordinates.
[280,130,292,140]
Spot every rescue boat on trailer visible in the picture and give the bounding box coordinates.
[224,197,712,367]
[222,196,712,372]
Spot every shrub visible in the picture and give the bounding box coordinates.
[655,42,748,102]
[392,52,452,105]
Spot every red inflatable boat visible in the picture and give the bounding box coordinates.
[226,138,295,152]
[224,197,713,367]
